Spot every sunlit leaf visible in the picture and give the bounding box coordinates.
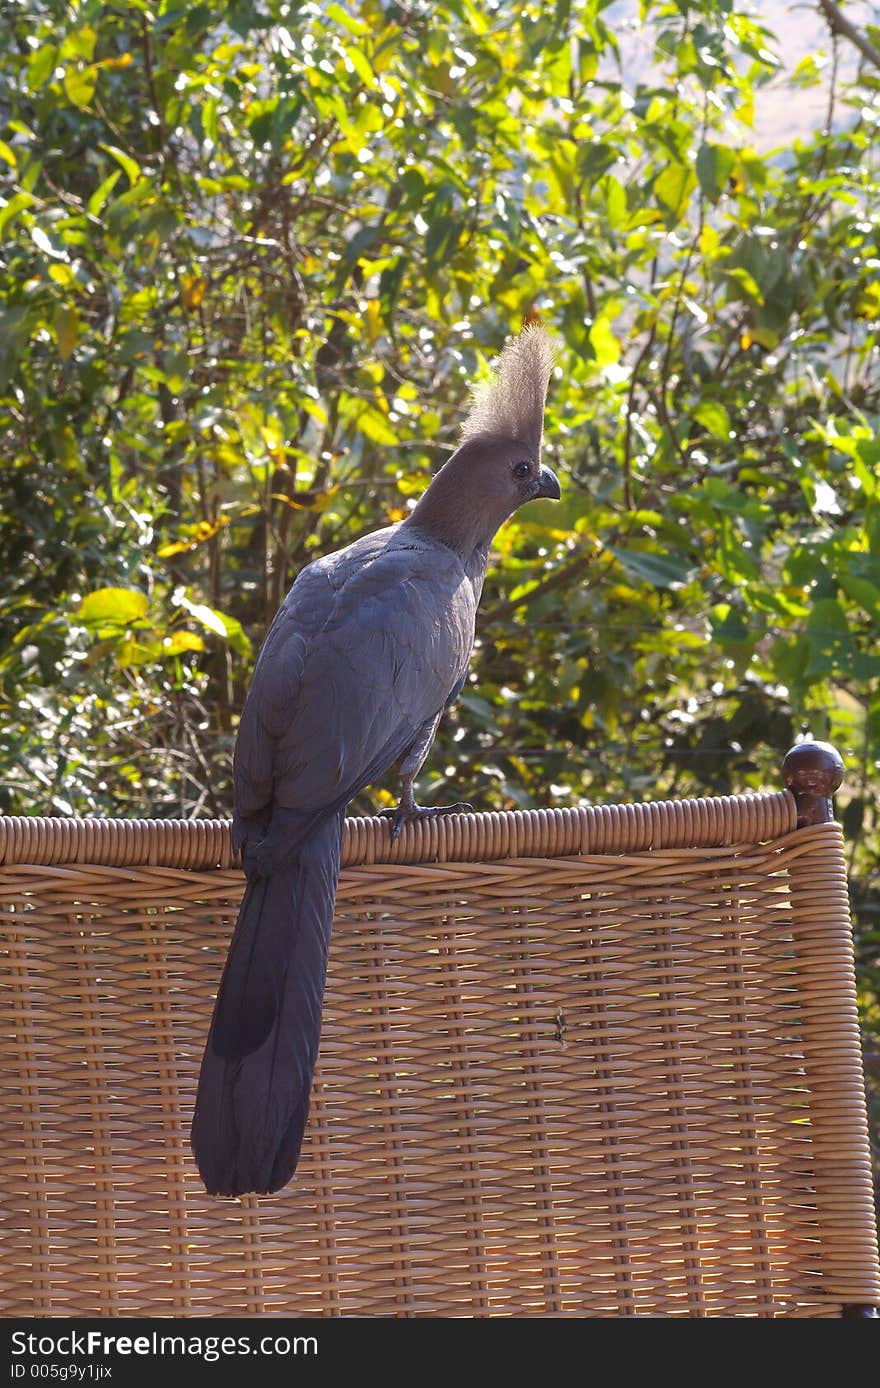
[63,64,98,110]
[589,316,620,366]
[693,401,730,439]
[162,631,206,655]
[326,1,370,35]
[116,638,164,667]
[99,143,141,186]
[344,44,374,87]
[53,305,78,362]
[654,162,696,224]
[87,169,122,216]
[178,596,252,655]
[77,588,150,627]
[27,45,57,92]
[856,283,880,321]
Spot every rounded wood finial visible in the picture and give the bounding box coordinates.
[782,740,844,826]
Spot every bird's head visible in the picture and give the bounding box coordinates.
[407,325,560,555]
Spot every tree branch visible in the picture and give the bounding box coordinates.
[817,0,880,73]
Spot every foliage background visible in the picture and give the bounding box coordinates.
[1,0,878,1169]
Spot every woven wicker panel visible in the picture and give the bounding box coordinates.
[1,802,878,1317]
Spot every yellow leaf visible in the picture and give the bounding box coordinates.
[364,298,381,343]
[56,424,78,467]
[53,304,79,362]
[856,283,880,321]
[158,517,227,556]
[181,273,207,310]
[344,43,375,87]
[605,584,644,603]
[162,631,205,655]
[357,407,396,445]
[260,422,283,452]
[699,224,719,258]
[735,94,754,128]
[740,330,753,350]
[589,315,620,367]
[271,487,339,513]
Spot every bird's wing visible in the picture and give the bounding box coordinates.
[233,527,474,827]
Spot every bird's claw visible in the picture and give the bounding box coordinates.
[378,801,475,842]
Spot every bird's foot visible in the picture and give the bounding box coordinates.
[378,799,474,843]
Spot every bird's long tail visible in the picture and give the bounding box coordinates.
[191,810,343,1196]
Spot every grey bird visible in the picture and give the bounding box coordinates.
[191,325,559,1196]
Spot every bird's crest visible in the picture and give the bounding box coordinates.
[460,323,556,458]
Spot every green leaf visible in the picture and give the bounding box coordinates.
[0,192,36,238]
[611,547,696,589]
[425,211,462,264]
[696,142,736,200]
[589,316,620,367]
[602,175,627,229]
[77,588,150,627]
[27,44,57,92]
[854,437,879,497]
[63,65,98,110]
[356,406,397,446]
[87,169,122,217]
[99,143,142,187]
[217,613,252,657]
[116,638,164,668]
[725,265,764,304]
[805,598,852,679]
[710,604,752,645]
[654,162,696,224]
[839,574,880,623]
[693,401,731,439]
[791,54,823,88]
[771,634,809,687]
[326,1,370,34]
[60,26,97,63]
[344,44,375,87]
[459,693,495,722]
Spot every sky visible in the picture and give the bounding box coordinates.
[607,0,880,148]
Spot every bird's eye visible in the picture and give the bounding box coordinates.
[513,461,531,480]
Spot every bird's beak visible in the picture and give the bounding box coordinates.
[534,465,561,500]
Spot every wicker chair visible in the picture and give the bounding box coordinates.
[1,741,877,1318]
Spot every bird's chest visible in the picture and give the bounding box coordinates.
[399,571,476,698]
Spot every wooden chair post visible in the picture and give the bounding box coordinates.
[782,740,880,1319]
